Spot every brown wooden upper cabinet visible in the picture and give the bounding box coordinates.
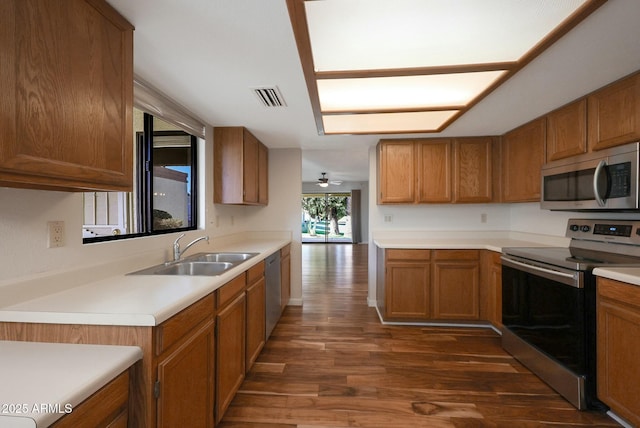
[377,140,416,204]
[588,72,640,151]
[501,117,546,202]
[453,137,495,203]
[546,99,587,161]
[378,138,496,204]
[416,139,452,203]
[214,127,269,205]
[0,0,134,191]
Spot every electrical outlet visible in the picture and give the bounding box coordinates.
[48,221,65,248]
[480,213,487,224]
[384,215,393,223]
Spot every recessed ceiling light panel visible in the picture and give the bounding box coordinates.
[305,0,590,72]
[322,110,459,134]
[317,71,508,112]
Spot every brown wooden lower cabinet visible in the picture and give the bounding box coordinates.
[156,320,215,428]
[481,250,502,330]
[51,369,131,428]
[246,261,266,371]
[384,249,431,319]
[381,248,485,322]
[216,274,247,423]
[432,250,480,320]
[597,277,640,427]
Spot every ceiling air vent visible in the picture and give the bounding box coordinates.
[252,86,286,108]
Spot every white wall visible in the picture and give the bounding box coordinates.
[0,127,302,303]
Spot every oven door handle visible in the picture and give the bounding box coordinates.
[501,256,582,288]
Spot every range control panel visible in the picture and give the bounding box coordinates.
[566,218,640,244]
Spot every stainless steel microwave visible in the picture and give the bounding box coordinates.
[541,142,639,211]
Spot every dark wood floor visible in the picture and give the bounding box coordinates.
[219,244,618,427]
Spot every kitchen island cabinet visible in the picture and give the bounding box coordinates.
[596,277,640,427]
[0,0,134,191]
[0,341,141,428]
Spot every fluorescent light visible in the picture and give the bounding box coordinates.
[287,0,603,134]
[322,110,459,134]
[317,71,507,112]
[305,0,589,71]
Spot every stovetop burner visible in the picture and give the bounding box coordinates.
[503,218,640,271]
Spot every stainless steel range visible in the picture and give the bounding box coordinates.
[501,218,640,410]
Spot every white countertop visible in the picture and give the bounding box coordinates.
[372,230,568,252]
[593,267,640,286]
[0,341,142,428]
[0,237,290,326]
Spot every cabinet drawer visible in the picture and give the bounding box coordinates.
[386,249,430,262]
[156,293,214,356]
[218,273,247,308]
[247,261,265,285]
[432,249,479,261]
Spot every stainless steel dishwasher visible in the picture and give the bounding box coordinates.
[264,251,281,338]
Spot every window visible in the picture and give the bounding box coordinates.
[83,108,199,242]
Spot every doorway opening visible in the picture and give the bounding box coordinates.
[301,193,352,243]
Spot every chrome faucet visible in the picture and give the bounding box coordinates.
[173,233,209,261]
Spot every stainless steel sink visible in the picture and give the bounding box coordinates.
[189,252,258,263]
[128,252,258,276]
[154,261,233,276]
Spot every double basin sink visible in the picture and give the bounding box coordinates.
[128,252,259,276]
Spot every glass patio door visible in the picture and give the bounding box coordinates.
[301,193,352,243]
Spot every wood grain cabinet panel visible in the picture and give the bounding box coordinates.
[51,370,130,428]
[453,137,493,203]
[546,99,587,161]
[432,250,480,320]
[156,320,215,428]
[417,139,452,203]
[480,250,502,329]
[214,126,269,205]
[0,0,134,191]
[384,249,431,320]
[246,261,266,371]
[501,117,546,202]
[377,140,416,203]
[588,72,640,151]
[216,290,247,423]
[597,278,640,427]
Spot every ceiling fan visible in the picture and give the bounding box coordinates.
[316,172,342,187]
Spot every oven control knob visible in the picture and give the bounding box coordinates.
[570,225,579,232]
[580,225,591,233]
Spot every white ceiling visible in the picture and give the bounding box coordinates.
[107,0,640,183]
